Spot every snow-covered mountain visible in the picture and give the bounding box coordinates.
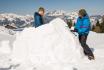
[0,13,34,28]
[0,11,103,29]
[46,10,78,24]
[46,10,66,16]
[65,12,78,23]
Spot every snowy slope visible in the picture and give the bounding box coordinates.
[0,31,16,68]
[0,18,104,70]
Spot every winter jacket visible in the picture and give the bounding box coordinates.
[75,15,91,35]
[33,12,44,28]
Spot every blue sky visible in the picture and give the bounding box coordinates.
[0,0,104,15]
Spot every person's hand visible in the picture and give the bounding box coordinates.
[71,30,76,32]
[71,30,75,32]
[70,27,78,32]
[71,29,77,32]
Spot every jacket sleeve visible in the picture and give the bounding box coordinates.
[75,18,81,31]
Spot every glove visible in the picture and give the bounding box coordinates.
[71,29,78,32]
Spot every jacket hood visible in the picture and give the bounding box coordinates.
[82,15,89,19]
[78,15,89,20]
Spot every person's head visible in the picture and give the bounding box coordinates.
[38,7,45,16]
[78,9,87,18]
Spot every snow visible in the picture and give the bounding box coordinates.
[0,41,11,54]
[0,18,104,70]
[11,18,83,70]
[46,10,66,16]
[0,31,15,68]
[0,26,16,35]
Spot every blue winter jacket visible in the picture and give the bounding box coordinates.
[33,12,43,28]
[75,15,91,35]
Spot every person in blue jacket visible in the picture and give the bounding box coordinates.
[33,7,45,28]
[75,9,95,60]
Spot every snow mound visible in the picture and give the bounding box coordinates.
[11,18,84,70]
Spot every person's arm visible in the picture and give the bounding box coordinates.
[74,18,80,32]
[39,16,44,25]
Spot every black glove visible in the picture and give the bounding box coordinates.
[71,29,78,32]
